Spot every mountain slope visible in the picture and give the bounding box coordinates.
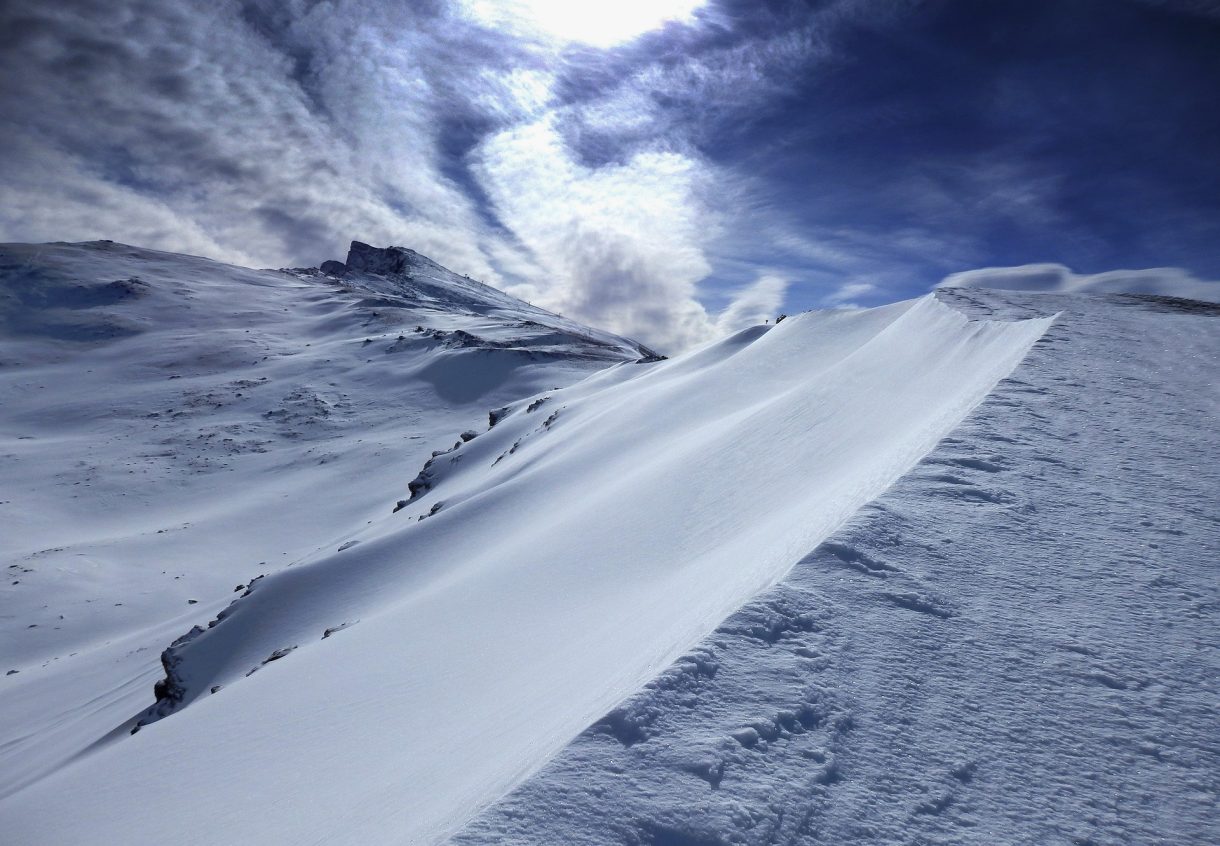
[0,239,650,796]
[0,281,1051,844]
[0,239,651,660]
[456,288,1220,846]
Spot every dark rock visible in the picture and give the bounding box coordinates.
[344,241,420,276]
[136,624,207,731]
[323,621,355,639]
[406,456,437,501]
[263,646,296,663]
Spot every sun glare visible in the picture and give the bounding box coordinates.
[466,0,706,48]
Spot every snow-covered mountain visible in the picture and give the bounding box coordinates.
[1,242,1216,846]
[0,238,650,787]
[457,287,1220,846]
[0,239,651,646]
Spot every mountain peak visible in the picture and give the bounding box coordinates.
[311,240,657,359]
[321,241,434,278]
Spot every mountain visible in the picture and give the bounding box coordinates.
[1,243,1216,846]
[457,286,1220,846]
[0,238,650,787]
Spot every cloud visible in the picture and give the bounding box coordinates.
[0,133,244,264]
[822,281,876,308]
[0,0,525,274]
[714,274,790,331]
[4,0,1216,349]
[458,0,707,48]
[938,263,1220,302]
[0,0,815,350]
[473,116,787,351]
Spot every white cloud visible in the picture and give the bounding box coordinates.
[0,0,525,275]
[715,274,790,333]
[0,134,247,265]
[474,68,557,121]
[473,116,787,351]
[474,117,707,348]
[823,281,876,307]
[0,0,815,350]
[459,0,707,48]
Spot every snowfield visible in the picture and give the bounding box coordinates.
[2,242,1215,846]
[458,288,1220,846]
[0,239,648,798]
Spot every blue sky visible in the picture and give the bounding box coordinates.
[1,0,1217,350]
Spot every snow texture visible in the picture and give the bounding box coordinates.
[0,264,1050,844]
[0,238,645,800]
[454,288,1220,846]
[939,262,1220,303]
[5,242,1210,846]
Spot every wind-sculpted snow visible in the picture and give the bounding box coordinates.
[938,262,1220,302]
[456,288,1220,846]
[0,292,1050,845]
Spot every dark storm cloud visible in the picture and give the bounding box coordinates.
[1,0,1217,347]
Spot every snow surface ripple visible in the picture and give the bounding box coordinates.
[456,288,1220,846]
[2,290,1051,845]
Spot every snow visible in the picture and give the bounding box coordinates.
[939,262,1220,302]
[0,245,1053,846]
[0,239,645,797]
[10,242,1208,846]
[455,288,1220,845]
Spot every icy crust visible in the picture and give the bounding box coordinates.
[0,294,1053,846]
[455,288,1220,846]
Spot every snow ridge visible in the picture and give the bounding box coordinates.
[0,291,1051,846]
[456,288,1219,846]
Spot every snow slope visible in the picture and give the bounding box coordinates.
[0,280,1050,844]
[0,239,649,798]
[456,289,1220,846]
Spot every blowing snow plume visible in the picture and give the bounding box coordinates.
[0,292,1052,845]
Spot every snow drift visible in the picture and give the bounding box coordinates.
[0,287,1052,845]
[456,287,1220,846]
[938,262,1220,302]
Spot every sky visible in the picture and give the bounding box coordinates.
[1,0,1218,351]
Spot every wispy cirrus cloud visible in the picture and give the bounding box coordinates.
[0,0,828,350]
[1,0,1218,349]
[0,0,503,274]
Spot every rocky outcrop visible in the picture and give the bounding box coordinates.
[343,241,426,277]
